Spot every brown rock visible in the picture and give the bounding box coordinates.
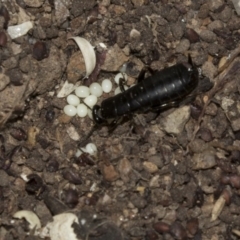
[143,161,158,173]
[101,44,129,72]
[100,162,119,182]
[0,73,10,91]
[108,5,126,15]
[67,51,86,83]
[131,0,145,7]
[118,157,132,182]
[199,30,217,43]
[191,149,217,170]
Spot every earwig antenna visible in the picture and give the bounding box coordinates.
[82,101,92,111]
[78,124,98,148]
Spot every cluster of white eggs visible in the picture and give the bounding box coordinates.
[63,73,128,119]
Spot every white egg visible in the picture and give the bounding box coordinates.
[101,79,113,93]
[89,83,103,97]
[64,105,77,116]
[66,94,80,106]
[75,86,90,98]
[77,104,88,117]
[87,109,93,119]
[84,95,97,107]
[114,85,128,95]
[114,72,128,85]
[85,143,97,156]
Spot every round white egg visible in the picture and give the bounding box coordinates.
[77,104,88,117]
[89,83,103,97]
[87,109,93,119]
[101,79,113,93]
[64,105,77,116]
[114,73,128,85]
[75,86,90,98]
[66,94,80,106]
[114,85,128,95]
[84,95,97,107]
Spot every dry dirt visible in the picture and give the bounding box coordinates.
[0,0,240,239]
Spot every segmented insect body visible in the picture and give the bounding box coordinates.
[92,57,199,125]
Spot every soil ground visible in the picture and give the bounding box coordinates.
[0,0,240,239]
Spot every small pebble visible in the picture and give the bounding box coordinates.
[84,95,97,107]
[89,82,103,97]
[170,221,187,240]
[153,222,170,234]
[10,128,27,141]
[77,104,87,117]
[32,41,48,61]
[0,31,7,47]
[64,105,77,116]
[75,86,90,98]
[185,28,200,43]
[101,79,113,93]
[66,94,80,106]
[114,72,128,85]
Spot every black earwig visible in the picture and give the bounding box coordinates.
[79,55,199,145]
[92,55,199,124]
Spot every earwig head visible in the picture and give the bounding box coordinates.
[92,105,105,125]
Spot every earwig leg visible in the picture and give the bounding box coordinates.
[179,96,196,106]
[108,117,122,133]
[152,101,179,111]
[138,66,156,83]
[78,124,98,148]
[119,77,126,92]
[137,68,146,83]
[81,101,92,110]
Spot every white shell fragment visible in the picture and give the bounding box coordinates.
[99,42,107,49]
[75,149,82,157]
[80,143,97,156]
[57,81,76,98]
[77,104,88,117]
[13,210,41,231]
[114,72,128,85]
[66,125,80,141]
[102,79,113,93]
[85,143,97,156]
[43,213,79,240]
[75,86,90,98]
[89,82,103,97]
[64,105,77,116]
[70,37,96,78]
[7,21,33,39]
[67,94,80,106]
[84,95,97,107]
[232,0,240,15]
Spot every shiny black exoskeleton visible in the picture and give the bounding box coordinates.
[92,56,199,125]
